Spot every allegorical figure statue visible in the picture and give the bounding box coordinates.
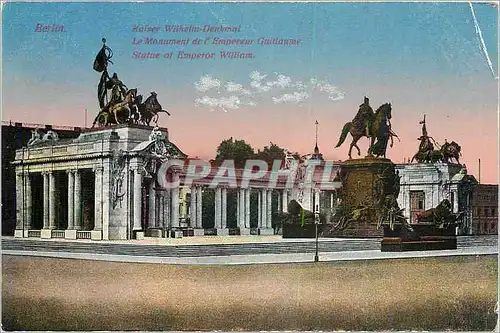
[418,114,434,154]
[107,73,128,108]
[92,38,171,128]
[94,38,114,109]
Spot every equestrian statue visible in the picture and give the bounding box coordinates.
[91,38,171,128]
[411,114,462,164]
[335,97,399,159]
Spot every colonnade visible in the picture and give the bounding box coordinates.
[15,167,105,239]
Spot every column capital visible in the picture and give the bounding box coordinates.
[93,165,104,172]
[16,171,24,177]
[23,171,31,177]
[41,170,52,176]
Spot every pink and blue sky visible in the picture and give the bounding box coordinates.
[2,2,498,184]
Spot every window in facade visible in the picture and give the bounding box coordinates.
[410,191,425,223]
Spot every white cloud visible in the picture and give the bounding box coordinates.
[272,91,309,104]
[194,72,344,112]
[194,75,221,92]
[266,74,292,89]
[249,71,267,82]
[226,81,251,95]
[328,91,345,101]
[195,95,242,112]
[310,79,346,101]
[250,80,272,92]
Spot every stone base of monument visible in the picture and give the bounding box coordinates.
[90,230,102,240]
[381,224,457,252]
[65,230,77,239]
[216,228,230,236]
[180,228,194,237]
[144,229,163,238]
[14,229,23,238]
[326,157,394,238]
[283,224,323,238]
[258,228,274,236]
[170,230,183,238]
[239,228,250,235]
[193,228,205,236]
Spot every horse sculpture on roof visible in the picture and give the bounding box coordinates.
[92,39,170,128]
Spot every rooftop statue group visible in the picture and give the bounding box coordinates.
[411,114,461,164]
[92,39,170,128]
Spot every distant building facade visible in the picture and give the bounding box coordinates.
[471,184,498,235]
[395,162,477,235]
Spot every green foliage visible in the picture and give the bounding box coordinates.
[214,138,289,169]
[254,142,286,166]
[215,137,255,169]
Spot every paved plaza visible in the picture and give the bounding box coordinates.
[3,235,497,265]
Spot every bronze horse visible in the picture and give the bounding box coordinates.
[92,88,137,127]
[136,92,171,126]
[335,103,395,159]
[411,141,461,164]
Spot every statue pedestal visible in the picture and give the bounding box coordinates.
[327,157,396,238]
[381,223,457,252]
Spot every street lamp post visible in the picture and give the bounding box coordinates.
[314,205,319,262]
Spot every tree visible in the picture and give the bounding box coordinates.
[254,142,286,167]
[214,137,255,169]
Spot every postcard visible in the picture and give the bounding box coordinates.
[2,1,498,331]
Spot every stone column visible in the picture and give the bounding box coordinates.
[245,189,250,227]
[266,189,272,229]
[258,189,272,235]
[261,189,267,228]
[148,180,156,228]
[239,188,245,228]
[133,168,143,231]
[42,172,49,229]
[283,190,289,213]
[221,187,228,229]
[453,190,459,213]
[15,172,24,234]
[258,190,262,227]
[236,190,240,228]
[239,188,250,235]
[48,171,56,230]
[215,186,228,235]
[25,172,32,230]
[165,189,171,230]
[214,187,222,229]
[67,170,75,230]
[190,186,197,227]
[171,173,180,229]
[74,170,82,230]
[196,186,203,229]
[158,191,165,229]
[94,166,103,231]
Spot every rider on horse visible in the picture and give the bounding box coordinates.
[359,96,374,136]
